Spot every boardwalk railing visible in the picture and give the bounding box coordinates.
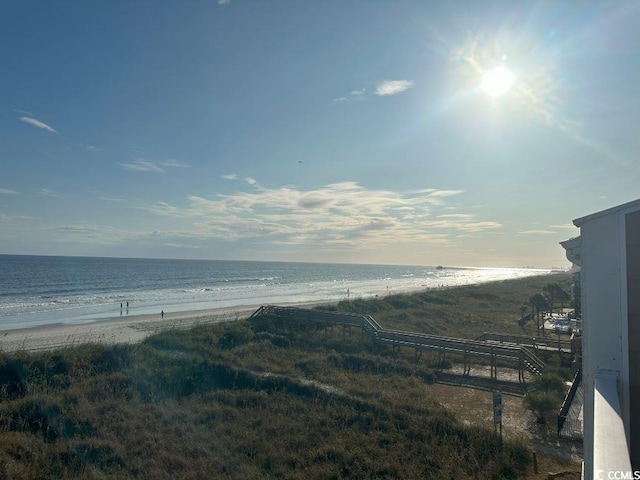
[557,368,583,439]
[250,305,546,381]
[476,332,575,354]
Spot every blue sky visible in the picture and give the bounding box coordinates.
[1,1,638,267]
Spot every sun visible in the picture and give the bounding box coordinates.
[480,66,515,98]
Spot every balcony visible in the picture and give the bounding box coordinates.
[593,371,632,478]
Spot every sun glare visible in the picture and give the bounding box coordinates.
[480,66,515,97]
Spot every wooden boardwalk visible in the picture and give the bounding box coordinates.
[476,332,578,355]
[249,305,546,382]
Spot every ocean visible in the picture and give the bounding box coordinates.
[0,255,552,331]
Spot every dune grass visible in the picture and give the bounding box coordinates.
[329,272,572,338]
[0,273,573,479]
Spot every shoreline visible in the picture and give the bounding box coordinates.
[0,272,563,354]
[0,284,428,354]
[0,299,338,354]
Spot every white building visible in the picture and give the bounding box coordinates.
[561,199,640,479]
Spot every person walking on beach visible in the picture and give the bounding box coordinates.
[161,310,164,319]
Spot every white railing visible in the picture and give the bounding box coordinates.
[593,371,632,478]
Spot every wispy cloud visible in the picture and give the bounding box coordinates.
[437,213,474,219]
[0,188,19,195]
[121,160,165,173]
[333,87,367,103]
[222,174,238,180]
[218,0,230,4]
[39,188,67,199]
[18,116,58,133]
[139,179,501,250]
[375,80,415,96]
[162,160,191,168]
[335,80,415,102]
[164,242,201,249]
[121,159,191,172]
[52,223,135,244]
[548,223,579,230]
[518,229,556,235]
[94,192,126,202]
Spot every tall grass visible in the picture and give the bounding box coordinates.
[0,274,570,479]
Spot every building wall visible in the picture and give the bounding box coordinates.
[626,210,640,469]
[580,211,627,476]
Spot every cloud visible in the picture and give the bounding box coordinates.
[95,193,126,203]
[222,174,238,180]
[437,213,474,219]
[334,80,415,102]
[218,0,230,4]
[18,116,58,133]
[121,158,191,172]
[39,188,67,199]
[0,188,19,195]
[333,86,368,103]
[518,229,556,235]
[162,160,191,168]
[298,192,334,209]
[548,223,579,230]
[52,223,135,244]
[139,179,504,250]
[375,80,415,96]
[164,242,201,249]
[121,160,165,173]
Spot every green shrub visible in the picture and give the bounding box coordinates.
[217,323,255,349]
[0,359,26,399]
[253,332,291,348]
[534,372,566,396]
[524,391,558,424]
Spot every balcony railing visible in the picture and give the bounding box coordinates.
[593,371,632,477]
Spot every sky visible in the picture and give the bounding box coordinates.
[1,1,638,268]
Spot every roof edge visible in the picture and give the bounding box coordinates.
[573,198,640,227]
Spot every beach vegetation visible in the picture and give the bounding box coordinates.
[331,273,572,339]
[0,273,574,478]
[529,293,549,336]
[524,358,572,425]
[542,283,571,314]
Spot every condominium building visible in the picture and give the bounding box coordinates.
[561,199,640,479]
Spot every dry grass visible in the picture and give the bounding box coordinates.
[426,382,582,478]
[330,272,572,338]
[0,272,581,479]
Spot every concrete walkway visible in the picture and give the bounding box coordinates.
[560,381,584,440]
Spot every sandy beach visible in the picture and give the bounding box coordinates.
[0,299,344,354]
[0,274,551,354]
[0,284,418,354]
[0,305,266,353]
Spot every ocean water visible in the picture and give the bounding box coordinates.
[0,255,552,331]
